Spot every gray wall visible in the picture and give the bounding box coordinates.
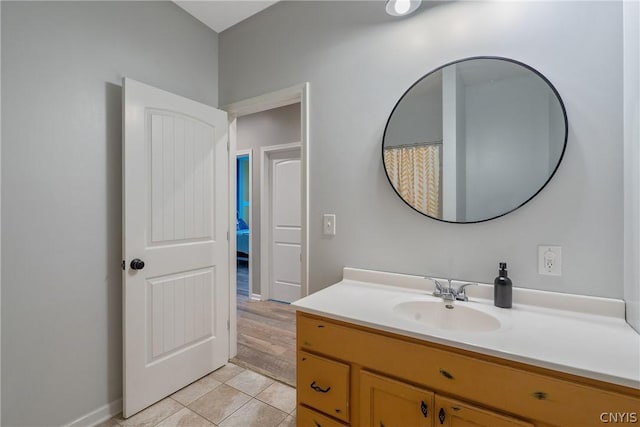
[623,0,640,333]
[0,3,3,420]
[442,65,459,220]
[384,75,443,146]
[1,2,218,425]
[219,1,624,298]
[455,70,466,221]
[236,103,301,295]
[464,74,553,222]
[549,92,565,172]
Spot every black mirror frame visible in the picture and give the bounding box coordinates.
[382,56,569,224]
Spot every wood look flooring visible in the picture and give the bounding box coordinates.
[237,261,249,296]
[233,295,297,387]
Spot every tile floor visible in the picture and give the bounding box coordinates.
[99,363,296,427]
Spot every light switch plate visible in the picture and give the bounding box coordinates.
[323,214,336,236]
[538,245,562,276]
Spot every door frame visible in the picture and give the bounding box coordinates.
[223,83,309,358]
[235,149,253,299]
[260,143,302,301]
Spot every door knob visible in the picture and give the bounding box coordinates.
[130,259,145,270]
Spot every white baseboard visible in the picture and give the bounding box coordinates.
[250,293,262,301]
[65,398,122,427]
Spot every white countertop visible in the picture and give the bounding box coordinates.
[292,268,640,389]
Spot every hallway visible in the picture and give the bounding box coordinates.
[234,262,296,386]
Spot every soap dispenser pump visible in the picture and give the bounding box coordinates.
[494,262,512,308]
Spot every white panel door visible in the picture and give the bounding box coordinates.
[270,150,301,303]
[123,78,229,417]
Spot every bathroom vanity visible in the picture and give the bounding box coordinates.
[292,268,640,427]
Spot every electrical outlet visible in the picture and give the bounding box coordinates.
[538,246,562,276]
[323,214,336,236]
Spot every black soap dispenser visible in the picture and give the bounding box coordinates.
[494,262,512,308]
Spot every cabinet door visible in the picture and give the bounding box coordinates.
[435,395,534,427]
[360,371,434,427]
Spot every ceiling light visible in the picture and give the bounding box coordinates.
[385,0,422,17]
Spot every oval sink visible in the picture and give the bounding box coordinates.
[393,300,501,332]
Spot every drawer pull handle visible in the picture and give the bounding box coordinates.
[310,381,331,393]
[439,369,454,380]
[317,324,325,328]
[438,408,446,424]
[313,420,322,427]
[420,400,428,417]
[532,391,548,400]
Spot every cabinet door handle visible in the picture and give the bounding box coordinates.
[313,420,322,427]
[438,408,446,424]
[310,381,331,393]
[439,369,454,380]
[421,400,428,417]
[532,391,548,400]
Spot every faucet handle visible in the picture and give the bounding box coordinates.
[425,276,451,296]
[455,282,478,301]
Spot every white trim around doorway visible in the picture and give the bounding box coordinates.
[223,82,310,359]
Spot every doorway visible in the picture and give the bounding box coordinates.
[224,84,309,385]
[236,150,252,298]
[261,144,302,303]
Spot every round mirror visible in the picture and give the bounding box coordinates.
[382,57,567,223]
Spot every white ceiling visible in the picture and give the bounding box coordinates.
[174,1,280,33]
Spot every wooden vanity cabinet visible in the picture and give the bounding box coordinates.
[359,370,435,427]
[296,312,640,427]
[357,371,531,427]
[434,395,534,427]
[298,351,350,422]
[297,405,348,427]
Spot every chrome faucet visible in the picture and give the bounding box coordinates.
[427,277,453,300]
[425,277,478,302]
[454,282,478,302]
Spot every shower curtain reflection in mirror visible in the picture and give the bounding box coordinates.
[383,142,442,218]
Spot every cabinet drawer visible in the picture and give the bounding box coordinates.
[297,405,348,427]
[298,314,346,354]
[298,313,640,427]
[298,351,350,422]
[435,395,533,427]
